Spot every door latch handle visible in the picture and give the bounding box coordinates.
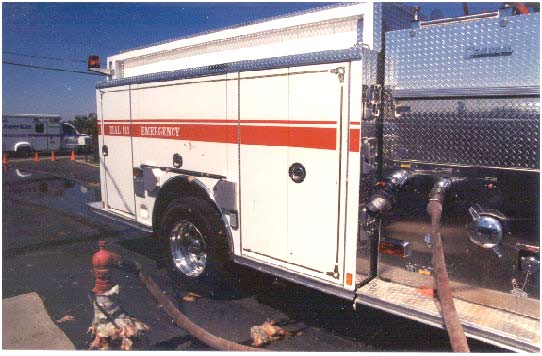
[102,144,109,157]
[361,137,377,175]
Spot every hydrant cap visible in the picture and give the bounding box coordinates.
[92,240,120,268]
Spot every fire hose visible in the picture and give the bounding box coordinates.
[90,240,264,351]
[366,171,470,352]
[427,179,470,352]
[120,258,265,352]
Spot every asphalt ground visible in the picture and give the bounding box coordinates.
[2,158,506,351]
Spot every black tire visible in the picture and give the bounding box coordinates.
[16,146,32,157]
[158,197,237,298]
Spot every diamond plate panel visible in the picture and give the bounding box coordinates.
[383,97,540,170]
[361,47,378,89]
[359,47,380,203]
[385,13,540,90]
[358,278,540,352]
[372,2,382,52]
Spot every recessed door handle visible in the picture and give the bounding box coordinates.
[289,163,306,183]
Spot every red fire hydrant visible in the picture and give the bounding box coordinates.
[88,240,149,350]
[92,240,121,294]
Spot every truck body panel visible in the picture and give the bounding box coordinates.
[91,3,540,351]
[378,11,540,319]
[2,114,62,153]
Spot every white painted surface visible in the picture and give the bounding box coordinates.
[108,3,376,77]
[286,65,343,275]
[130,74,230,224]
[2,115,61,153]
[226,72,241,255]
[100,88,135,216]
[123,25,357,78]
[239,68,289,261]
[94,2,379,285]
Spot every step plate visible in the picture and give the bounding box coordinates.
[356,278,540,352]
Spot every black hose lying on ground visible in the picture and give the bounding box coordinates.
[427,186,470,352]
[120,259,264,352]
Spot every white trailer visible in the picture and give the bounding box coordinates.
[2,114,62,155]
[90,3,540,351]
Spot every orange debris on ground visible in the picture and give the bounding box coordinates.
[250,319,302,347]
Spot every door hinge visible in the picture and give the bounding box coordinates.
[330,67,345,83]
[326,264,340,279]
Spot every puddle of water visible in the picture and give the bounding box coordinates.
[3,167,101,216]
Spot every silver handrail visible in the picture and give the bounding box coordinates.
[420,11,499,27]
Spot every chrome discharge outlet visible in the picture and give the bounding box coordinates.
[366,170,412,215]
[467,205,506,258]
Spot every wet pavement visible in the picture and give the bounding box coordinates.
[2,160,506,351]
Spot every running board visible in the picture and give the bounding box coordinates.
[87,202,153,233]
[355,278,540,352]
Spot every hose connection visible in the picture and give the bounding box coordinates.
[366,169,412,216]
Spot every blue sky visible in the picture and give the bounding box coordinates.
[3,2,502,122]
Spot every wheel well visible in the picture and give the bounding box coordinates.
[152,176,233,256]
[14,143,32,152]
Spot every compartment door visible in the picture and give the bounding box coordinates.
[239,69,289,262]
[99,88,135,216]
[286,64,345,277]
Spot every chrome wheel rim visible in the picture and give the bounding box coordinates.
[169,220,207,277]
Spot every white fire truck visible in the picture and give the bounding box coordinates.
[89,3,540,351]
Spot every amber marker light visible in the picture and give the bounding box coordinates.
[379,237,412,258]
[88,55,100,69]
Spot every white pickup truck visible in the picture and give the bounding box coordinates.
[60,122,92,153]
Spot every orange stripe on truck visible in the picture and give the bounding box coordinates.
[102,121,360,152]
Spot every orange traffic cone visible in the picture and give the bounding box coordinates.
[51,151,56,161]
[2,153,8,165]
[34,152,40,162]
[70,150,76,161]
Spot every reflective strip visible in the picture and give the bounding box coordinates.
[100,119,361,152]
[102,122,337,150]
[349,128,360,152]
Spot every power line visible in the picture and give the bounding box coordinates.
[3,51,87,63]
[3,61,104,76]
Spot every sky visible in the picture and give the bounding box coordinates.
[2,2,504,122]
